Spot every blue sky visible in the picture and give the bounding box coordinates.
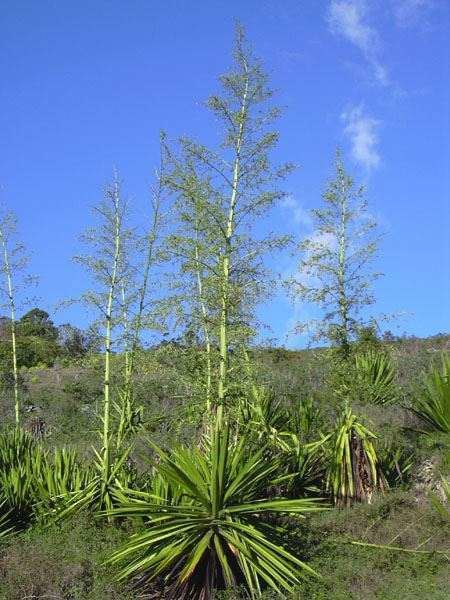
[1,1,449,346]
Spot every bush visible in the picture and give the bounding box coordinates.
[107,422,324,598]
[412,354,450,433]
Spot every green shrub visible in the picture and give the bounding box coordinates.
[326,405,385,507]
[0,428,91,529]
[107,421,324,598]
[412,354,450,433]
[354,350,398,405]
[377,439,414,488]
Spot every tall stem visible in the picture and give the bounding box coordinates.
[132,184,161,359]
[117,280,132,450]
[337,163,349,357]
[194,233,212,412]
[118,179,162,447]
[0,232,19,426]
[103,180,122,476]
[217,67,249,427]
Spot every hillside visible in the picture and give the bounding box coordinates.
[0,333,448,599]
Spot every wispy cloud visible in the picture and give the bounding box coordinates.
[327,1,389,86]
[281,196,313,228]
[392,0,433,27]
[341,105,381,169]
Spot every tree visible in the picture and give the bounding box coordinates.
[18,308,58,341]
[0,208,36,425]
[288,149,381,357]
[0,308,61,369]
[74,173,130,494]
[0,309,60,369]
[164,25,293,422]
[69,164,167,514]
[57,323,92,358]
[117,140,168,445]
[162,169,217,412]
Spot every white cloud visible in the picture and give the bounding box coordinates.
[281,196,313,228]
[341,105,381,169]
[328,0,376,53]
[327,1,389,86]
[392,0,433,27]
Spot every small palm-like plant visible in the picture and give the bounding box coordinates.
[326,405,385,507]
[275,433,327,497]
[0,428,46,528]
[106,422,324,599]
[0,427,36,471]
[34,448,93,517]
[0,429,93,528]
[0,462,40,527]
[354,350,397,405]
[242,387,289,446]
[412,355,450,433]
[55,444,132,520]
[376,440,414,488]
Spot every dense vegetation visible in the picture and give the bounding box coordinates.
[0,27,448,600]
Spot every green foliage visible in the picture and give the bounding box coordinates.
[354,349,397,405]
[0,428,43,527]
[0,338,447,597]
[327,344,398,409]
[237,387,328,498]
[0,425,135,530]
[242,386,289,443]
[412,354,450,433]
[276,435,328,498]
[18,308,59,341]
[0,23,447,600]
[296,491,450,599]
[0,503,14,541]
[34,447,94,517]
[0,428,91,529]
[326,405,385,507]
[55,445,133,520]
[287,151,381,354]
[0,334,59,369]
[0,427,36,470]
[106,421,324,599]
[164,25,293,418]
[376,440,414,488]
[289,396,323,441]
[0,308,61,368]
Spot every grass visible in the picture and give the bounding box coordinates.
[295,490,450,599]
[0,513,133,600]
[0,490,447,599]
